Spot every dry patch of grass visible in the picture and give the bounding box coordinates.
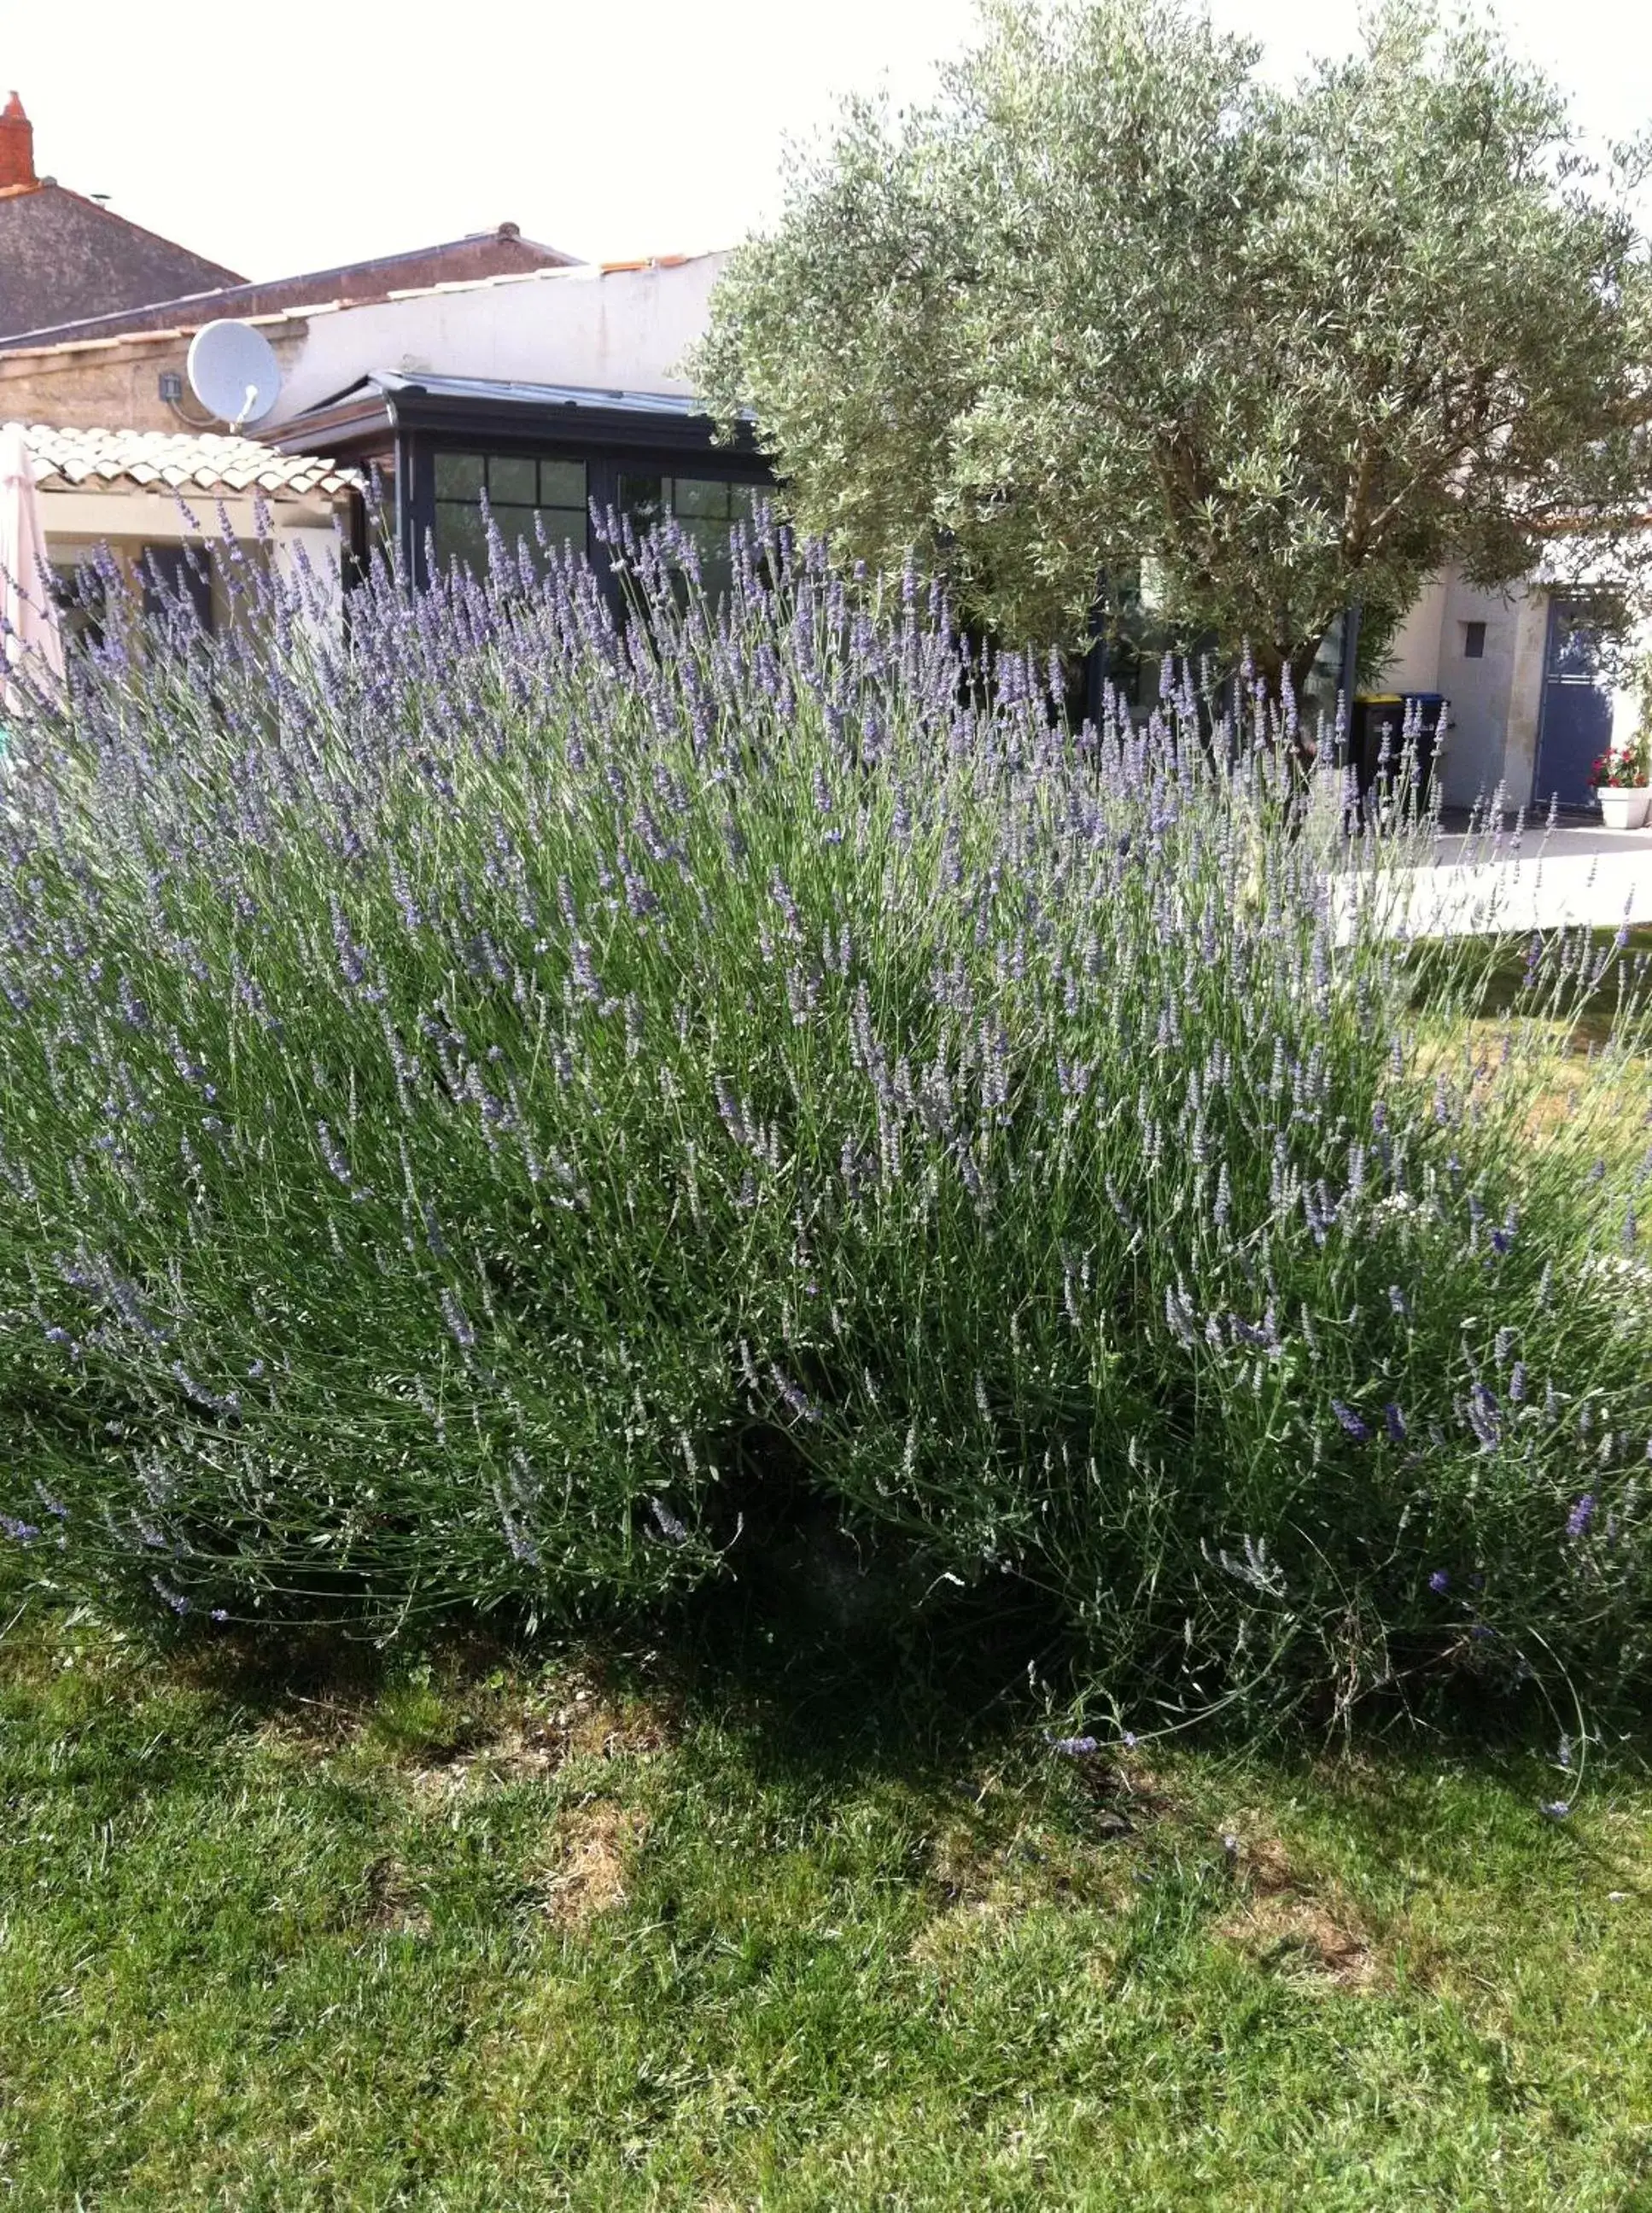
[403,1677,677,1801]
[1216,1828,1381,1988]
[1415,1013,1651,1153]
[534,1800,648,1928]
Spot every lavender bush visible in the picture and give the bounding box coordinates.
[2,517,1649,1721]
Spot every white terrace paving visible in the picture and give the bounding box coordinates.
[1355,820,1652,938]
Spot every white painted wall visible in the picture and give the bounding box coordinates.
[39,488,347,641]
[265,255,730,427]
[1433,577,1547,809]
[1371,567,1558,811]
[1376,575,1447,693]
[39,487,344,547]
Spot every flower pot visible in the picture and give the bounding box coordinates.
[1598,786,1652,831]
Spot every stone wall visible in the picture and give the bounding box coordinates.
[0,326,309,433]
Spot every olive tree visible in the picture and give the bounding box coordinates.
[693,0,1652,687]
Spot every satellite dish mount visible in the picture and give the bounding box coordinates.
[185,320,282,430]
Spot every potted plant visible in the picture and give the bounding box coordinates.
[1591,703,1651,829]
[1590,647,1652,828]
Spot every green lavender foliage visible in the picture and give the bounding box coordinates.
[2,520,1649,1718]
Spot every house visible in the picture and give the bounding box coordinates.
[0,217,603,630]
[9,422,355,637]
[0,94,242,342]
[0,223,578,359]
[254,254,771,592]
[0,225,582,431]
[2,222,769,611]
[1371,563,1650,814]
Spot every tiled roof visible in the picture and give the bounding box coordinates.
[0,225,575,353]
[0,180,244,343]
[0,254,721,365]
[9,421,358,499]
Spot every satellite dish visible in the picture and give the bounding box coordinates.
[186,320,282,429]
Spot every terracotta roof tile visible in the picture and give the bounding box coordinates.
[7,421,358,500]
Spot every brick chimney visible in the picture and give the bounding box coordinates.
[0,92,36,192]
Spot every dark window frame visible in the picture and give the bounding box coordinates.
[263,379,774,604]
[406,435,772,604]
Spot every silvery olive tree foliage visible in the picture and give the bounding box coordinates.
[693,0,1652,685]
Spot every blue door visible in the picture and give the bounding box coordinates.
[1532,598,1614,809]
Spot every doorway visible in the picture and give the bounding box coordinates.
[1532,597,1614,809]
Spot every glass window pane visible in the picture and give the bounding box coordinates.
[620,475,664,529]
[679,517,733,601]
[435,452,486,501]
[491,509,540,558]
[671,476,731,521]
[434,501,489,576]
[487,454,537,506]
[534,508,585,556]
[539,458,587,508]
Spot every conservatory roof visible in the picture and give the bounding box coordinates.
[266,371,762,463]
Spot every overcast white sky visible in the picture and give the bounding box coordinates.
[5,0,1648,282]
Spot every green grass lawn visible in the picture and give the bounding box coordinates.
[2,1591,1649,2212]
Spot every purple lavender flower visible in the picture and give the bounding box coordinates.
[1566,1493,1597,1540]
[439,1288,476,1352]
[1428,1569,1450,1595]
[316,1122,353,1186]
[1466,1385,1502,1454]
[329,896,368,989]
[768,1364,820,1423]
[1048,1735,1099,1756]
[1331,1399,1370,1442]
[570,939,603,1003]
[648,1496,688,1544]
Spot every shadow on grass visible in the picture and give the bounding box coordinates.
[7,1517,1637,1823]
[1408,924,1652,1047]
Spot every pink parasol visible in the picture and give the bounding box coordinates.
[0,423,65,720]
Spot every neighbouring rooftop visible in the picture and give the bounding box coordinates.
[0,92,244,342]
[12,421,358,500]
[0,224,584,354]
